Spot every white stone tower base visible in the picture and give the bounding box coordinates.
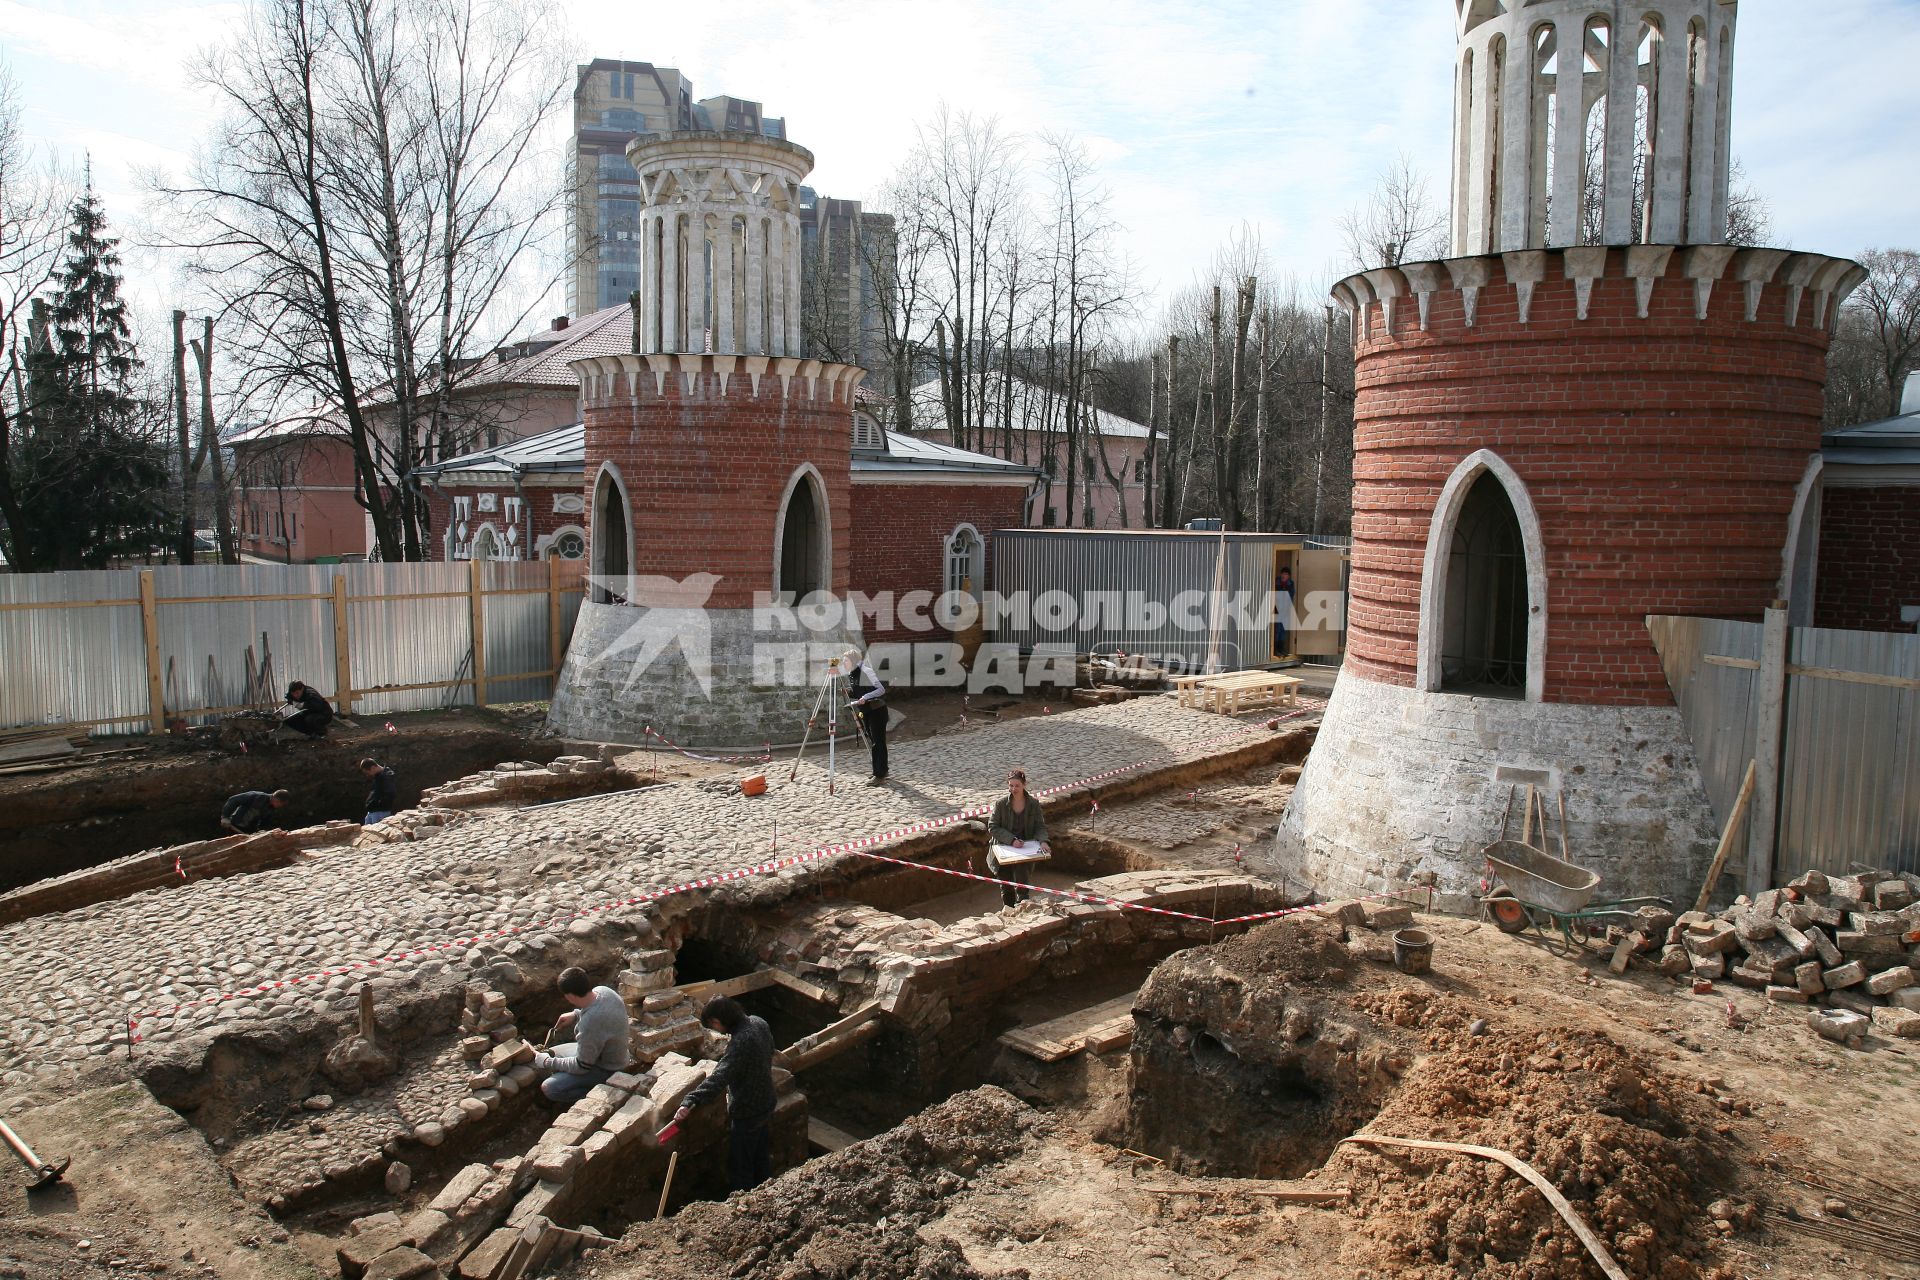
[548,603,864,752]
[1275,673,1722,911]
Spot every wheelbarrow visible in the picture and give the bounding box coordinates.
[1477,786,1670,952]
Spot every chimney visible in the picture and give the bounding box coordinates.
[551,316,569,331]
[1903,369,1920,416]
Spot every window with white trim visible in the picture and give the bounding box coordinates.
[944,524,984,598]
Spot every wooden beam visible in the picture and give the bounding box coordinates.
[672,970,780,1002]
[766,968,835,1004]
[469,558,488,708]
[1745,603,1789,899]
[548,555,564,696]
[1693,759,1757,913]
[138,570,166,736]
[331,575,353,715]
[777,1003,881,1074]
[807,1117,862,1154]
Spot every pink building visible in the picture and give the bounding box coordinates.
[224,305,637,563]
[904,376,1157,529]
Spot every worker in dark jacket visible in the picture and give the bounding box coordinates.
[359,758,397,824]
[282,682,333,738]
[674,995,777,1192]
[220,789,289,835]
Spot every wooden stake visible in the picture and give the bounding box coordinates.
[358,983,376,1041]
[469,558,488,708]
[331,574,353,714]
[139,570,165,736]
[547,556,563,696]
[656,1149,680,1220]
[1693,760,1758,914]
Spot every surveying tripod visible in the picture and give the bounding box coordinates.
[786,659,872,795]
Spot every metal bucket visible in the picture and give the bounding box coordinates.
[1392,928,1434,976]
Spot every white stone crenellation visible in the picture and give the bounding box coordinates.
[1333,243,1865,339]
[568,351,866,408]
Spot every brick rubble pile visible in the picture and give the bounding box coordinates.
[1663,869,1920,1046]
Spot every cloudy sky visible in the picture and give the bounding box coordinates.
[1,0,1916,332]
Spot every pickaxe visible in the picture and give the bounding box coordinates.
[0,1117,69,1191]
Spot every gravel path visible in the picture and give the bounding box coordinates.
[0,700,1259,1082]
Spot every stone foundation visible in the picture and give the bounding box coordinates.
[1274,672,1720,909]
[548,602,862,750]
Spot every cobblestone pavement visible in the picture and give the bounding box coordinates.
[0,700,1261,1083]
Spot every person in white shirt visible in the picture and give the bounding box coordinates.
[839,647,889,785]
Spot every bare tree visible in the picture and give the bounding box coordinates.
[1339,153,1447,271]
[156,0,570,561]
[1723,157,1773,248]
[1828,248,1920,426]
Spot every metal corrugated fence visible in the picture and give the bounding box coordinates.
[1779,625,1920,876]
[0,561,584,733]
[990,530,1349,670]
[1651,614,1920,878]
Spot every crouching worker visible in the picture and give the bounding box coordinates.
[532,967,632,1104]
[672,996,776,1192]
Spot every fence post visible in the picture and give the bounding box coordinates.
[1743,600,1790,898]
[469,558,487,708]
[139,569,166,736]
[547,556,563,694]
[331,573,354,714]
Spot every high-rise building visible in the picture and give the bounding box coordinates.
[796,189,891,371]
[568,58,787,316]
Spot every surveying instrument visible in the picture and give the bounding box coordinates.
[786,653,872,795]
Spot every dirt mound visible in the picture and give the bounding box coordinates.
[1332,1023,1737,1280]
[590,1087,1047,1280]
[1201,911,1351,986]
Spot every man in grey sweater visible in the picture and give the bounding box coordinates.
[533,967,633,1104]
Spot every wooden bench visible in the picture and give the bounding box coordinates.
[1193,671,1303,714]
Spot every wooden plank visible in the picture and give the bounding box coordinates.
[1082,1013,1135,1053]
[778,1004,881,1074]
[1141,1184,1350,1205]
[1694,759,1757,913]
[807,1117,861,1154]
[672,969,780,1003]
[469,559,488,708]
[331,576,353,715]
[766,968,836,1004]
[997,1027,1077,1062]
[1703,654,1762,671]
[0,735,81,765]
[138,570,166,736]
[1786,663,1920,691]
[547,556,564,695]
[0,597,139,613]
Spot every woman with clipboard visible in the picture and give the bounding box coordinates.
[987,768,1049,908]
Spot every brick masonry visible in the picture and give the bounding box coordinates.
[1340,248,1838,707]
[850,482,1029,643]
[1815,485,1920,633]
[578,359,858,610]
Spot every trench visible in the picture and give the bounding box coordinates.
[0,719,575,889]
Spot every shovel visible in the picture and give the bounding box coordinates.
[0,1117,69,1192]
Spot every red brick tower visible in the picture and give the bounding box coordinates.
[549,132,867,748]
[1277,1,1866,905]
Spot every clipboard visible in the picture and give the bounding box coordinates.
[991,840,1051,866]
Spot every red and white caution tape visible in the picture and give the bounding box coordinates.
[640,724,772,765]
[126,720,1286,1045]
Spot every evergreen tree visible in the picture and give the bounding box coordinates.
[10,173,171,569]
